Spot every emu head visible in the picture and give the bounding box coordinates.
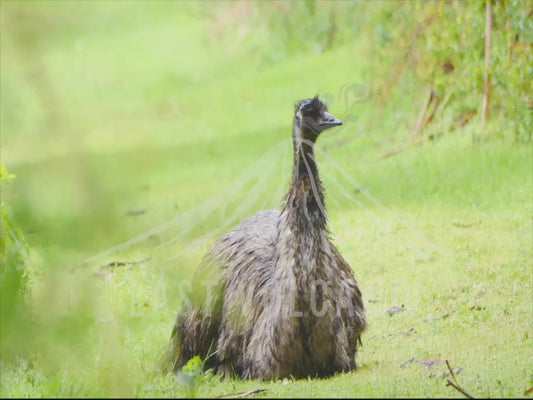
[293,96,342,143]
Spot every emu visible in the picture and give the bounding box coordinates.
[166,96,366,380]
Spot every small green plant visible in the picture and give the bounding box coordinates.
[176,356,205,398]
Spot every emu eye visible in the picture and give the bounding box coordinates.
[305,110,318,119]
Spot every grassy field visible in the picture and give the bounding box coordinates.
[1,1,532,398]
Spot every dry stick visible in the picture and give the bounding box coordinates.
[439,89,454,116]
[481,0,492,129]
[445,360,474,399]
[412,90,435,140]
[381,135,426,159]
[446,380,474,399]
[446,360,459,386]
[103,257,150,268]
[457,111,477,128]
[424,92,440,126]
[218,389,266,399]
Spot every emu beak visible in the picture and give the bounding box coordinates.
[319,112,343,128]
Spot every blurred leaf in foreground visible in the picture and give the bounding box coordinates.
[0,165,32,362]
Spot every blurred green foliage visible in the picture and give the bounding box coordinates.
[0,165,32,362]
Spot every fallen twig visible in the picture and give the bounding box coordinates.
[446,380,474,399]
[424,308,457,323]
[453,221,481,228]
[387,305,406,315]
[424,92,440,127]
[380,135,426,159]
[445,360,474,399]
[432,367,463,379]
[457,111,476,128]
[218,388,266,399]
[446,360,459,386]
[439,89,454,115]
[412,90,436,140]
[103,257,150,268]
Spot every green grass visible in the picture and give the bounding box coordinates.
[1,1,532,398]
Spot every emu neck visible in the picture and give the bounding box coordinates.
[276,127,330,294]
[283,131,328,233]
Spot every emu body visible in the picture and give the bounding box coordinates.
[167,97,366,379]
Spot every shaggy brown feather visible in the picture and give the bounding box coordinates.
[165,97,366,379]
